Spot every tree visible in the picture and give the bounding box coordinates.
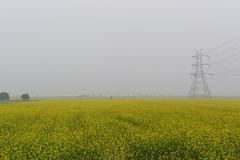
[21,94,30,100]
[0,92,10,100]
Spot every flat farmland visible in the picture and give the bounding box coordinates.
[1,99,240,159]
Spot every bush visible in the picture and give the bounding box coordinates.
[0,92,10,100]
[21,94,30,100]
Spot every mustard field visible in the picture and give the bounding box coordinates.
[1,99,240,159]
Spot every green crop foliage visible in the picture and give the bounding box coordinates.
[1,99,240,159]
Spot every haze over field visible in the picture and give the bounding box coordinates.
[1,0,240,97]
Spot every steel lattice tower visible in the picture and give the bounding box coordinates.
[188,50,211,98]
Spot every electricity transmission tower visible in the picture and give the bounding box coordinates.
[189,49,212,98]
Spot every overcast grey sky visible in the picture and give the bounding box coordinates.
[1,0,240,97]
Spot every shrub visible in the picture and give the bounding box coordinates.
[0,92,10,100]
[21,94,30,100]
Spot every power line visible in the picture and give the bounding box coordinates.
[210,46,240,58]
[209,65,234,73]
[211,56,240,64]
[208,46,240,63]
[211,61,240,68]
[213,67,240,76]
[210,50,240,62]
[210,73,240,77]
[204,35,240,55]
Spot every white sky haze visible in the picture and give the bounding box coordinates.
[1,0,240,96]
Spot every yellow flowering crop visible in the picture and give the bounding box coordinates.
[0,99,240,159]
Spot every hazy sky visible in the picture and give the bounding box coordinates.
[1,0,240,97]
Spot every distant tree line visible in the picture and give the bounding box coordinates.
[0,92,30,101]
[0,92,9,100]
